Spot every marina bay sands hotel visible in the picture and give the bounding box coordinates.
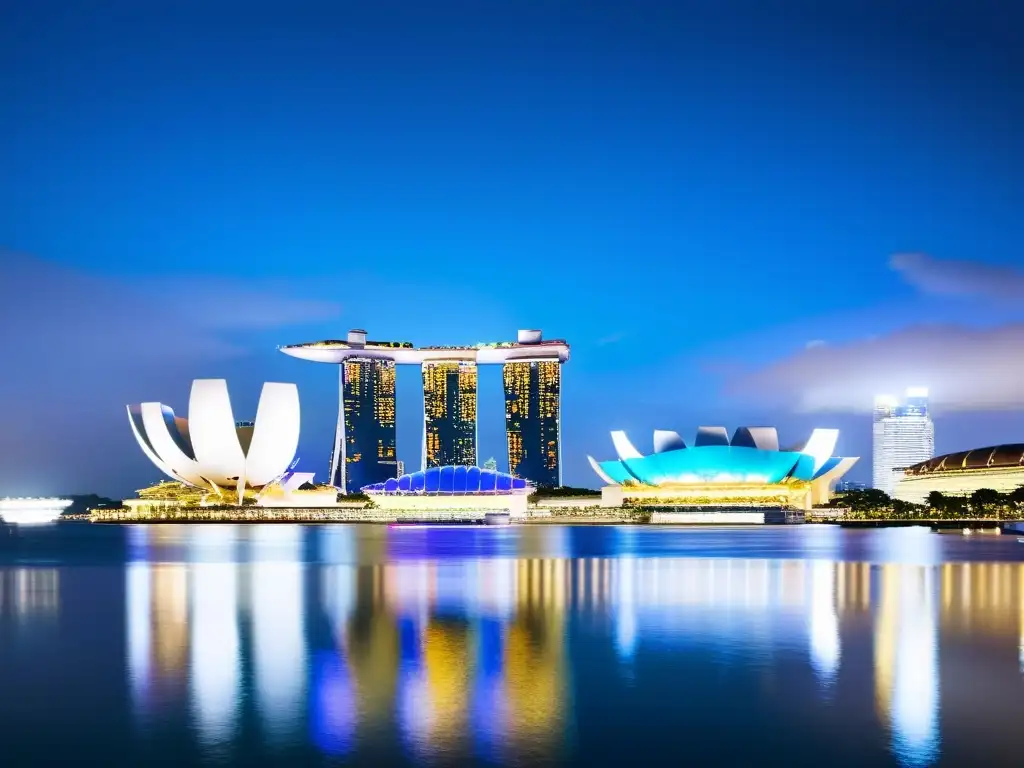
[280,329,569,493]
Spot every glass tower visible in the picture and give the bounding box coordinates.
[332,358,398,493]
[422,361,478,468]
[872,387,934,496]
[503,360,561,487]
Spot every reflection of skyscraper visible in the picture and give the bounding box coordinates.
[422,361,477,468]
[334,358,397,493]
[873,388,934,496]
[504,360,562,487]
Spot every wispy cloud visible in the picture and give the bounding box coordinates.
[724,323,1024,413]
[890,252,1024,300]
[597,332,627,346]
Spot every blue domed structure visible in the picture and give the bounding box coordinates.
[589,427,858,510]
[362,465,530,496]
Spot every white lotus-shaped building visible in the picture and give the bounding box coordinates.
[128,379,300,505]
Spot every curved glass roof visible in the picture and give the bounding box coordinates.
[906,444,1024,475]
[362,465,530,494]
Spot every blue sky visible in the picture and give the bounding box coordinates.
[2,0,1023,496]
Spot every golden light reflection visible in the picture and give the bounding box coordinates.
[114,527,1024,764]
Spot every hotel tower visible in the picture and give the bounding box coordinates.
[280,329,569,493]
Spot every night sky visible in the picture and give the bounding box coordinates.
[2,0,1023,496]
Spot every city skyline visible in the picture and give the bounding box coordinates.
[2,1,1024,497]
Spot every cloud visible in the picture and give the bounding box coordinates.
[724,323,1024,413]
[0,253,342,496]
[890,252,1024,300]
[597,332,627,346]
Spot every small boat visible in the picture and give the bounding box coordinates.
[1018,538,1024,544]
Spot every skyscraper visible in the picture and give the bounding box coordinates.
[333,357,397,493]
[504,359,561,487]
[280,327,568,493]
[421,361,478,468]
[872,387,934,496]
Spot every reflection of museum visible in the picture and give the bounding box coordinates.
[119,526,1024,762]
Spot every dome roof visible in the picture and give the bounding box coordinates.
[362,465,530,495]
[904,444,1024,475]
[589,427,855,487]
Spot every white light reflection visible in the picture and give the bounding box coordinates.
[251,526,306,744]
[614,527,638,662]
[808,560,840,685]
[127,562,152,720]
[189,527,240,747]
[891,566,940,765]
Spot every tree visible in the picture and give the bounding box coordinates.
[927,491,946,513]
[482,457,498,472]
[970,488,1003,517]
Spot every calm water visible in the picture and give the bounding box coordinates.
[2,523,1024,766]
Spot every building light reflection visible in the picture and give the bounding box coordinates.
[251,526,306,744]
[190,559,240,747]
[808,560,840,685]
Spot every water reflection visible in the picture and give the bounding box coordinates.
[0,568,60,618]
[93,526,1024,764]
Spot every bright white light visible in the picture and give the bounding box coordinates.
[252,529,305,743]
[0,498,72,525]
[809,561,840,685]
[615,556,638,661]
[891,567,939,765]
[190,561,240,746]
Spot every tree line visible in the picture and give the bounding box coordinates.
[827,487,1024,520]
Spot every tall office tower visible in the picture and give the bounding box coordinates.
[504,360,561,487]
[332,358,397,493]
[872,387,934,496]
[421,361,478,468]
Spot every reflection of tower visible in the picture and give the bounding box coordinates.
[504,558,568,747]
[503,359,562,487]
[345,565,401,722]
[874,564,939,765]
[422,361,478,469]
[808,561,840,684]
[334,357,398,493]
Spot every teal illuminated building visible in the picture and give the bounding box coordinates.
[590,426,858,510]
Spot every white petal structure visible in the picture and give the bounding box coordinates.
[652,430,686,454]
[587,455,617,485]
[694,426,730,447]
[610,430,643,460]
[731,427,780,452]
[128,379,300,502]
[800,428,840,475]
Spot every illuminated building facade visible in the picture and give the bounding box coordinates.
[422,361,478,469]
[280,329,569,492]
[589,426,858,514]
[504,360,562,487]
[892,443,1024,505]
[872,387,934,496]
[335,357,397,493]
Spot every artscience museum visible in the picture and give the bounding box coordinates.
[589,426,857,512]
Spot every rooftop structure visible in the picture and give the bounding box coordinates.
[892,444,1024,505]
[362,465,533,517]
[589,426,857,512]
[280,329,569,491]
